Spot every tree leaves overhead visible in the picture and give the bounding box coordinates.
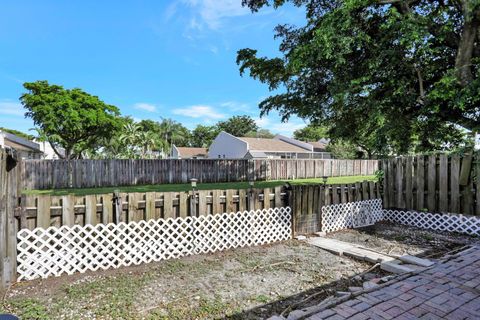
[238,0,480,156]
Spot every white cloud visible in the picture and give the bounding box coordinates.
[254,117,270,127]
[182,0,251,30]
[220,101,254,112]
[134,103,157,113]
[269,121,305,136]
[172,105,226,120]
[0,100,24,116]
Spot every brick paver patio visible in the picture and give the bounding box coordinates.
[308,245,480,319]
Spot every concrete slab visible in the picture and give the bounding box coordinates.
[397,255,434,267]
[307,237,395,263]
[380,260,416,274]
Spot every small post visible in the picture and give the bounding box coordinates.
[190,178,198,217]
[113,190,122,223]
[283,182,294,237]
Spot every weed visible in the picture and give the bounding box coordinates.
[254,294,270,304]
[8,298,49,320]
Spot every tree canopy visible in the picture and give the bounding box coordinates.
[20,81,121,159]
[293,124,328,142]
[238,0,480,156]
[217,115,259,137]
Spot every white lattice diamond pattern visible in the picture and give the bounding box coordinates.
[17,207,291,281]
[383,210,480,236]
[321,199,383,233]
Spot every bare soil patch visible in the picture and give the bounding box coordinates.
[2,240,370,319]
[325,221,477,258]
[2,223,475,319]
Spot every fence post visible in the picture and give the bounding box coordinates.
[1,148,19,291]
[113,191,122,223]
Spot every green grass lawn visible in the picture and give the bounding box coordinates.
[23,175,376,196]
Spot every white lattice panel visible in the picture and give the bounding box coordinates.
[321,199,383,233]
[383,209,480,236]
[17,207,291,281]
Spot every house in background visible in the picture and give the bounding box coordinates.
[170,145,208,159]
[0,130,43,159]
[208,131,331,159]
[35,140,65,159]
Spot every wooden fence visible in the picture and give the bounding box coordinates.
[1,148,19,291]
[21,158,379,190]
[381,153,479,214]
[17,181,381,236]
[290,181,381,234]
[17,187,289,231]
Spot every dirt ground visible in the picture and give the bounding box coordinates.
[1,223,477,320]
[326,221,477,258]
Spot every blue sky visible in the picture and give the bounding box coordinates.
[0,0,308,136]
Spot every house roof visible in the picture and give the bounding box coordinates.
[177,147,208,158]
[244,151,268,158]
[0,130,41,152]
[238,137,310,153]
[308,141,328,151]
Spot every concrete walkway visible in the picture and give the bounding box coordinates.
[307,245,480,319]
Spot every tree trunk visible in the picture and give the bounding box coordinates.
[455,5,480,86]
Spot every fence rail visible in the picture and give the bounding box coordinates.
[381,153,479,214]
[21,158,378,190]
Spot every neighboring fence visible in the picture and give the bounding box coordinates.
[17,187,288,231]
[0,148,19,291]
[289,181,381,234]
[17,207,292,280]
[381,153,479,215]
[20,158,379,190]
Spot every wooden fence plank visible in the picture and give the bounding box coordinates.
[427,155,437,212]
[450,156,460,213]
[145,192,155,220]
[102,194,113,224]
[62,195,75,227]
[416,156,425,210]
[405,157,413,209]
[85,195,97,225]
[38,195,51,229]
[163,193,173,219]
[439,155,448,213]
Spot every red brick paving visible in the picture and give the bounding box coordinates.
[306,246,480,319]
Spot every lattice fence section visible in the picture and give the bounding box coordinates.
[383,210,480,236]
[17,207,291,281]
[321,199,383,233]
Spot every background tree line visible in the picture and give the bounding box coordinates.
[17,81,282,159]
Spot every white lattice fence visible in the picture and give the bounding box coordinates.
[321,199,384,233]
[383,210,480,236]
[17,207,291,281]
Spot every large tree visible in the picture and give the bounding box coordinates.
[217,115,259,137]
[238,0,479,156]
[20,81,122,159]
[293,124,328,142]
[191,125,219,147]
